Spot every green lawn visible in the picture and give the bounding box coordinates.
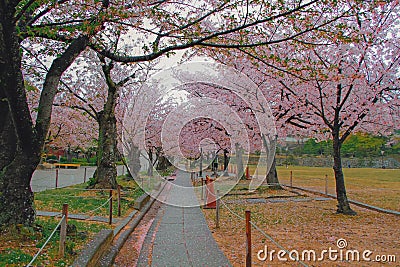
[275,166,400,211]
[0,217,111,267]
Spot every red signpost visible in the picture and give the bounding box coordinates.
[204,175,216,209]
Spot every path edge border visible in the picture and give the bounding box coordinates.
[71,180,167,267]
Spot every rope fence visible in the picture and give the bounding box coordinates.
[224,166,398,212]
[28,192,117,265]
[84,196,113,220]
[201,167,398,265]
[218,198,309,267]
[27,207,67,267]
[203,182,308,266]
[36,193,101,199]
[35,186,132,224]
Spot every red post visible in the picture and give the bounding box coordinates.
[117,185,121,217]
[109,190,113,225]
[245,210,251,267]
[55,168,59,189]
[205,176,216,209]
[245,166,250,179]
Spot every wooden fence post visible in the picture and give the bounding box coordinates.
[290,171,293,187]
[117,185,121,217]
[245,210,252,267]
[109,190,113,225]
[59,203,68,257]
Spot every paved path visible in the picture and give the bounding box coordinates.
[31,165,125,192]
[137,170,231,267]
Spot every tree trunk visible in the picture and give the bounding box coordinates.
[1,2,98,227]
[223,149,230,176]
[0,7,37,226]
[0,97,16,169]
[235,143,244,179]
[66,145,73,162]
[147,149,154,177]
[332,130,356,215]
[261,134,281,189]
[0,102,35,226]
[266,157,282,189]
[91,57,123,189]
[0,153,38,226]
[156,155,170,170]
[0,11,40,225]
[0,92,38,226]
[94,111,118,189]
[127,144,141,179]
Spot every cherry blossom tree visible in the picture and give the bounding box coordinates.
[55,49,154,188]
[25,81,96,163]
[1,0,366,226]
[214,1,400,214]
[48,108,96,149]
[125,65,277,194]
[179,83,264,179]
[1,0,113,226]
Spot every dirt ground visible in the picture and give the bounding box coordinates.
[203,189,400,267]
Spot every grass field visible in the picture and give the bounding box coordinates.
[35,177,144,217]
[0,217,111,266]
[246,165,400,211]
